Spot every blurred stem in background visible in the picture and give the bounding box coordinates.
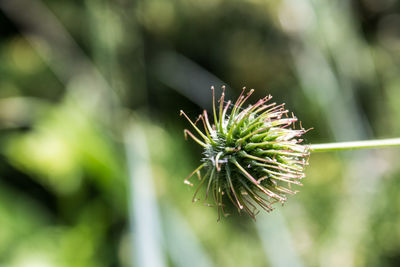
[124,123,166,267]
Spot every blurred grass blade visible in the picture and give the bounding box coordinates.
[256,210,303,267]
[152,51,230,109]
[162,204,214,267]
[125,123,166,267]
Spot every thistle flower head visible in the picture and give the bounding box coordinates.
[180,86,310,220]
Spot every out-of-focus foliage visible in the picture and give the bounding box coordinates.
[1,0,400,267]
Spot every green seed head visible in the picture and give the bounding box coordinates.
[180,86,310,220]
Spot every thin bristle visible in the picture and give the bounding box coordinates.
[180,110,209,142]
[218,88,225,131]
[211,86,218,130]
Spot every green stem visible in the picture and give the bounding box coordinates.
[310,138,400,152]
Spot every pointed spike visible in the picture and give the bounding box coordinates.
[180,110,210,142]
[234,87,246,108]
[237,89,254,111]
[204,168,215,202]
[184,129,207,147]
[211,86,218,129]
[231,158,259,185]
[184,180,193,186]
[219,89,225,131]
[225,164,243,209]
[184,162,206,182]
[215,151,223,171]
[192,169,211,202]
[203,110,213,133]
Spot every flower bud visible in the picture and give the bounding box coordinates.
[181,86,310,220]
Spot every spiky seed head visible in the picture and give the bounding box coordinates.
[180,86,311,220]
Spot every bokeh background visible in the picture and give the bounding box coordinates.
[1,0,400,266]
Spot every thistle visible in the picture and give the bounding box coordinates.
[180,86,311,220]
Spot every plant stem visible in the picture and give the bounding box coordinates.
[310,138,400,152]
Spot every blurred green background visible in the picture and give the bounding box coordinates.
[1,0,400,266]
